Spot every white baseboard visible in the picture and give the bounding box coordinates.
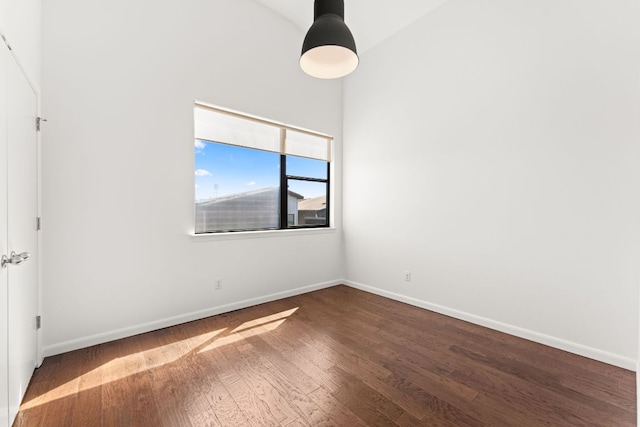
[43,279,340,357]
[44,278,636,371]
[344,280,637,371]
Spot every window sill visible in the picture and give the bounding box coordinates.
[190,227,337,242]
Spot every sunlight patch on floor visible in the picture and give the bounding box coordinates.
[231,308,298,334]
[199,307,298,353]
[20,307,299,410]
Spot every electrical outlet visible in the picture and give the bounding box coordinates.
[404,271,411,282]
[215,279,222,290]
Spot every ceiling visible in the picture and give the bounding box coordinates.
[253,0,452,53]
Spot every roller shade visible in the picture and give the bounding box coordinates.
[285,130,332,162]
[195,102,332,161]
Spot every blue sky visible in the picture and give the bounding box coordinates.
[195,140,327,201]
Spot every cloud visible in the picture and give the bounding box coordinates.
[195,169,212,177]
[247,181,256,186]
[195,140,206,150]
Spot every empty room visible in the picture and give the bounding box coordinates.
[1,0,639,425]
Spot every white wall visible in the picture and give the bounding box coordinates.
[344,0,640,368]
[41,0,344,355]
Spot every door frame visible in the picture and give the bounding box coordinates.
[6,35,42,369]
[1,30,42,427]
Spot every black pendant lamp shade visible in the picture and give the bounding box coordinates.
[300,0,358,79]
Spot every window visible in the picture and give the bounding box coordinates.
[194,102,332,234]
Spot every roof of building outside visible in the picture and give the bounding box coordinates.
[196,187,304,206]
[298,195,327,211]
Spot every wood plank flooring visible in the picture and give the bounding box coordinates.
[14,285,636,426]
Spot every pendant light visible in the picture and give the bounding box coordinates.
[300,0,358,79]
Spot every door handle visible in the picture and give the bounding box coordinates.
[1,251,30,269]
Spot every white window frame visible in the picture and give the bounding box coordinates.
[193,101,334,236]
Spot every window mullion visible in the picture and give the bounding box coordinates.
[325,162,330,227]
[279,128,288,229]
[279,154,287,229]
[285,175,327,183]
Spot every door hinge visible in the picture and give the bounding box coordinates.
[36,116,47,132]
[36,217,41,231]
[36,315,42,330]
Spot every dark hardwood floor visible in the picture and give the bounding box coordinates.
[14,285,636,426]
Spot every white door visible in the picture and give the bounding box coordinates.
[6,49,38,426]
[0,40,10,427]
